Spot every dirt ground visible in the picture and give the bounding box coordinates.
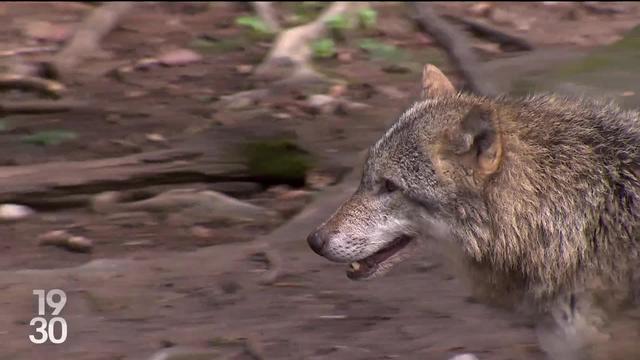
[0,2,639,359]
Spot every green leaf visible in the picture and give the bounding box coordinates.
[235,16,271,34]
[311,38,337,59]
[358,38,406,62]
[22,130,77,146]
[326,14,352,31]
[358,8,377,28]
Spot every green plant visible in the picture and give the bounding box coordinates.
[326,14,352,31]
[22,130,77,146]
[243,140,313,184]
[288,2,326,25]
[312,38,337,59]
[358,38,406,62]
[358,8,377,28]
[235,16,271,35]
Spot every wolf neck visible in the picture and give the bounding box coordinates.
[454,105,640,303]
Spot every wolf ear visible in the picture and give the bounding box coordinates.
[421,64,455,100]
[449,105,503,176]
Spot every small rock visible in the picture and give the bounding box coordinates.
[337,100,370,113]
[272,189,312,217]
[125,90,147,98]
[38,230,70,243]
[65,236,93,253]
[91,191,122,213]
[306,172,337,190]
[468,2,493,17]
[38,231,93,253]
[449,354,479,360]
[146,133,167,143]
[375,85,405,100]
[0,204,34,222]
[158,48,203,66]
[307,94,337,114]
[329,84,347,98]
[276,189,312,201]
[190,225,212,238]
[337,51,353,63]
[226,96,254,110]
[235,64,254,75]
[273,112,292,120]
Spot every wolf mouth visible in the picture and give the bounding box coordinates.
[346,235,414,280]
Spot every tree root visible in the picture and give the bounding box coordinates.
[0,74,66,98]
[410,3,497,97]
[253,1,367,83]
[51,2,134,76]
[252,2,281,32]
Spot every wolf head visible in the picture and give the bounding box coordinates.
[308,65,504,280]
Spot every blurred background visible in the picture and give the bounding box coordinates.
[0,2,638,359]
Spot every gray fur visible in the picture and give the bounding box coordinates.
[309,90,640,359]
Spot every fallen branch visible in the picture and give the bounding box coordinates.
[251,2,281,32]
[442,14,534,52]
[0,144,250,208]
[254,1,367,82]
[0,74,66,98]
[51,2,134,75]
[0,100,87,116]
[410,3,497,97]
[0,46,59,58]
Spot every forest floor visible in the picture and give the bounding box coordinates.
[0,2,639,359]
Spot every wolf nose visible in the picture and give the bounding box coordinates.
[307,230,328,256]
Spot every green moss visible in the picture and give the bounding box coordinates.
[22,130,77,146]
[242,140,313,184]
[610,25,640,51]
[555,55,613,77]
[358,38,407,62]
[555,26,640,77]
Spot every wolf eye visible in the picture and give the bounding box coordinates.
[382,178,399,194]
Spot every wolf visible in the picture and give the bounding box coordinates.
[307,64,640,360]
